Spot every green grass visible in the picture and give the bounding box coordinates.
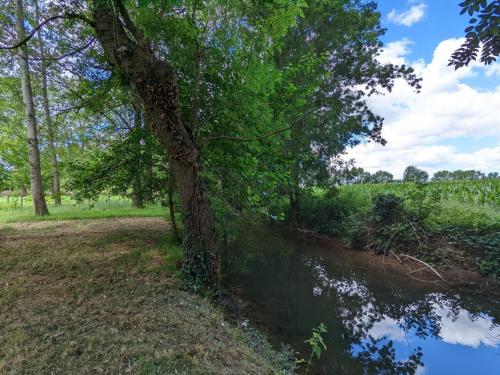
[0,196,166,223]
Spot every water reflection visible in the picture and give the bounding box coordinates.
[222,224,500,374]
[434,305,499,348]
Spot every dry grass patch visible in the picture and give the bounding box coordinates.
[0,218,293,374]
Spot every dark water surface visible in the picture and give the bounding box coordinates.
[222,224,500,374]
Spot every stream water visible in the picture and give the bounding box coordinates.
[222,224,500,374]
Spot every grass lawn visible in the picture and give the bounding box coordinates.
[0,217,292,374]
[0,197,167,223]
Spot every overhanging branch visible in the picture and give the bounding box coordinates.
[203,107,321,144]
[31,37,96,62]
[0,13,94,50]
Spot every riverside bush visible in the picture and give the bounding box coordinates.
[280,183,499,279]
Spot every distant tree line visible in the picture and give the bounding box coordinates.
[431,169,498,181]
[336,165,499,185]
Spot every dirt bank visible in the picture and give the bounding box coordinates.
[296,227,500,298]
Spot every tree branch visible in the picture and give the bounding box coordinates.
[205,125,293,143]
[203,107,321,144]
[31,37,96,62]
[115,0,148,48]
[0,13,94,50]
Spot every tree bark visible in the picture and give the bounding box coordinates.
[34,0,61,206]
[92,0,216,290]
[15,0,49,216]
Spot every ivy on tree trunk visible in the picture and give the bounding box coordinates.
[92,0,216,292]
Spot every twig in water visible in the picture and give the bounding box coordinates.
[399,254,446,282]
[390,251,402,263]
[409,266,428,274]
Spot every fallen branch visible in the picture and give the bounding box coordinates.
[408,265,428,274]
[390,251,402,263]
[399,253,446,282]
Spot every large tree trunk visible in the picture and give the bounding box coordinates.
[34,0,61,206]
[93,0,216,291]
[15,0,49,216]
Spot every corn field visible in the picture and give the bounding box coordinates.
[340,179,500,207]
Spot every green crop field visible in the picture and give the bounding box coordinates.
[338,179,500,208]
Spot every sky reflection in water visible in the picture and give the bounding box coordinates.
[223,225,500,374]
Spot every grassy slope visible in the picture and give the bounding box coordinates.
[0,218,292,374]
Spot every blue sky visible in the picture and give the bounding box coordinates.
[351,303,500,375]
[346,0,500,178]
[378,1,468,62]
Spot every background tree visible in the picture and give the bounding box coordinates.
[270,0,420,224]
[14,0,48,215]
[0,77,31,194]
[451,169,485,180]
[371,170,394,184]
[335,166,372,185]
[34,0,61,205]
[432,170,453,181]
[0,161,11,191]
[403,166,429,183]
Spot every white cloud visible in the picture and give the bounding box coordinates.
[368,316,406,342]
[346,38,500,178]
[485,63,500,77]
[435,305,500,348]
[388,3,427,27]
[378,38,414,65]
[366,303,500,349]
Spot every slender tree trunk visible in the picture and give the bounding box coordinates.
[288,119,302,227]
[20,185,26,208]
[15,0,48,216]
[93,1,216,290]
[131,105,144,208]
[143,124,154,204]
[168,169,180,243]
[189,40,201,133]
[34,0,61,205]
[131,188,143,208]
